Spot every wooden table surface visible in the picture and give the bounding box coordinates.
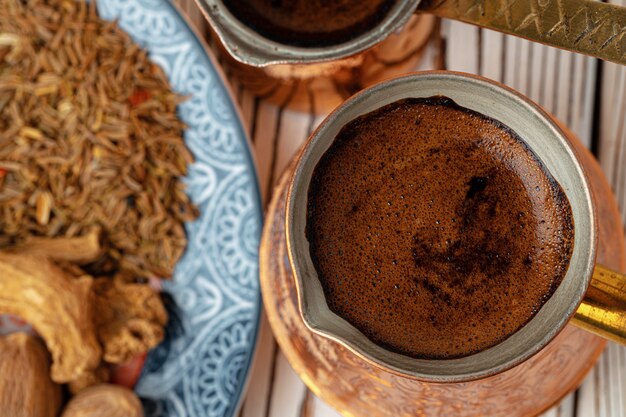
[177,1,626,416]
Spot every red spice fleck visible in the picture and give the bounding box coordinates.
[109,353,147,388]
[129,89,151,107]
[8,315,27,326]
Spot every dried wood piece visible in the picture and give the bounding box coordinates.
[6,228,103,264]
[93,274,167,363]
[0,333,62,417]
[0,252,101,383]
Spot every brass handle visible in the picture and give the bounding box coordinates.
[416,0,626,65]
[572,264,626,345]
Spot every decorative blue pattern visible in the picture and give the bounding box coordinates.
[97,1,262,416]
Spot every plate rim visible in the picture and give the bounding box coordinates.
[132,1,264,415]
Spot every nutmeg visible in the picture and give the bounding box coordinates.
[61,384,144,417]
[0,333,62,417]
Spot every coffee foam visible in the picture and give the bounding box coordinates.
[306,97,574,359]
[224,0,397,47]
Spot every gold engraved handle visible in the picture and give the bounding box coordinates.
[416,0,626,65]
[572,265,626,345]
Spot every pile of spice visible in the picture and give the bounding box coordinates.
[0,0,198,280]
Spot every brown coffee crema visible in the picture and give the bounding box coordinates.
[306,97,575,359]
[223,0,398,47]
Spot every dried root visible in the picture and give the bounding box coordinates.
[93,274,168,364]
[0,253,102,383]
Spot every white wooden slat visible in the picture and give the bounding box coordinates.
[599,62,626,219]
[178,0,193,29]
[503,35,519,90]
[231,53,280,417]
[228,75,241,99]
[252,101,281,204]
[241,316,278,417]
[180,0,208,41]
[174,0,217,62]
[533,392,576,417]
[579,344,626,417]
[558,393,576,417]
[272,110,311,179]
[570,54,597,148]
[444,20,479,74]
[480,29,504,82]
[555,395,577,416]
[523,38,534,95]
[175,0,206,33]
[414,35,442,72]
[598,63,620,181]
[311,394,342,417]
[606,343,626,417]
[298,391,314,417]
[238,90,258,139]
[232,51,280,417]
[540,46,559,113]
[569,53,585,137]
[523,39,536,100]
[260,109,318,417]
[612,343,625,417]
[503,37,534,97]
[528,42,546,104]
[554,50,574,132]
[515,38,532,94]
[577,365,599,417]
[267,352,308,417]
[598,350,611,417]
[542,407,559,417]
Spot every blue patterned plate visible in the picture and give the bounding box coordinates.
[96,1,262,416]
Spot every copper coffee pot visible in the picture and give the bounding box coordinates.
[193,0,625,113]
